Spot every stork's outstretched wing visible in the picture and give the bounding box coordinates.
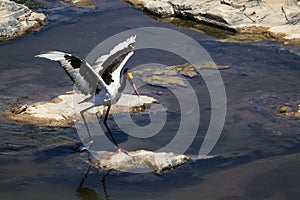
[35,51,107,95]
[35,35,136,95]
[92,35,136,85]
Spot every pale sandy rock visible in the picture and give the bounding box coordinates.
[0,0,47,41]
[127,0,300,26]
[125,0,300,44]
[90,150,191,173]
[269,25,300,44]
[5,91,157,127]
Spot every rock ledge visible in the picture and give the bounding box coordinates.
[0,0,47,41]
[125,0,300,44]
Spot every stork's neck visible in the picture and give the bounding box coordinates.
[118,73,127,93]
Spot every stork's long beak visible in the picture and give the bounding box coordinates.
[126,72,139,96]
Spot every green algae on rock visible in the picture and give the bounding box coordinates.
[133,62,230,87]
[143,75,187,87]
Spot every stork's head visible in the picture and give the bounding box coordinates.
[124,69,139,96]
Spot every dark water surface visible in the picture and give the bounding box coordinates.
[1,1,300,199]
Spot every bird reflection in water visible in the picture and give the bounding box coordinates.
[76,165,111,200]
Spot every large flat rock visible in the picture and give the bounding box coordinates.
[5,91,157,127]
[125,0,300,44]
[0,0,47,41]
[90,150,191,173]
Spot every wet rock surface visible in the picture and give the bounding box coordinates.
[125,0,300,44]
[5,91,157,127]
[90,150,191,173]
[0,0,46,41]
[133,62,230,87]
[278,104,300,117]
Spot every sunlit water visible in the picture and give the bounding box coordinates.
[1,0,300,199]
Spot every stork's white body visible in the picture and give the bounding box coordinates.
[35,36,136,106]
[35,35,137,149]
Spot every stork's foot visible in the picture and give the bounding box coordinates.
[116,147,129,155]
[79,140,94,152]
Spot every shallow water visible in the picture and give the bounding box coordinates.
[1,1,300,199]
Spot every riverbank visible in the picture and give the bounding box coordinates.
[125,0,300,44]
[2,0,300,44]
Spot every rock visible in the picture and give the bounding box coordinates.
[62,0,96,7]
[269,25,300,45]
[0,0,47,41]
[133,65,187,87]
[133,62,229,87]
[143,75,187,87]
[90,150,191,173]
[278,105,291,114]
[278,104,300,117]
[5,91,157,127]
[174,65,198,78]
[125,0,300,44]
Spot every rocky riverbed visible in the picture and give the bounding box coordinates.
[125,0,300,44]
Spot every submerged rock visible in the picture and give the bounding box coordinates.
[125,0,300,44]
[0,0,47,41]
[5,91,157,127]
[278,104,300,117]
[143,75,186,87]
[90,150,191,173]
[133,62,230,87]
[245,94,300,135]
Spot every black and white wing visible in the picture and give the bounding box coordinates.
[35,35,136,95]
[92,35,136,85]
[35,51,106,95]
